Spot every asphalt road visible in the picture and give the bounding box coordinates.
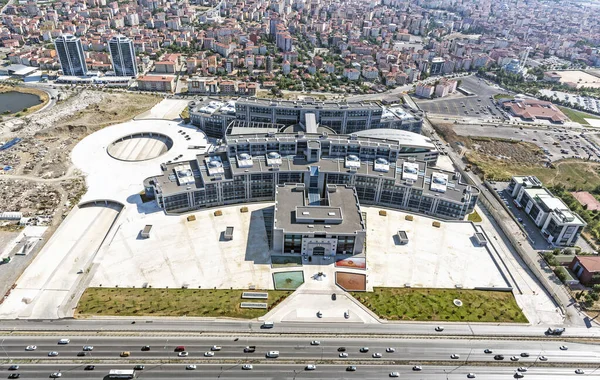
[0,336,598,364]
[3,319,600,338]
[0,364,597,379]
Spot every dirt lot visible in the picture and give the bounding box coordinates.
[433,122,600,190]
[0,90,161,228]
[552,70,600,89]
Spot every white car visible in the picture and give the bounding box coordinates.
[560,345,568,351]
[178,351,189,357]
[50,373,61,378]
[390,372,399,378]
[202,351,213,357]
[510,356,519,361]
[575,369,585,374]
[539,356,548,361]
[412,365,422,371]
[242,364,253,370]
[517,367,528,372]
[467,373,476,379]
[451,354,460,359]
[211,345,221,351]
[186,365,196,370]
[386,348,395,353]
[435,326,444,332]
[25,345,37,351]
[339,352,349,358]
[372,353,382,358]
[310,341,320,346]
[48,351,59,357]
[305,364,316,370]
[83,346,93,351]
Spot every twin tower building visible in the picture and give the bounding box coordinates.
[54,34,138,77]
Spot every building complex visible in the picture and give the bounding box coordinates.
[143,131,478,226]
[508,176,586,246]
[189,97,423,139]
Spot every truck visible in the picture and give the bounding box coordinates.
[244,346,256,353]
[108,369,135,379]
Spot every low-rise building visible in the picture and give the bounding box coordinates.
[435,79,458,98]
[569,256,600,285]
[415,83,434,98]
[137,75,176,92]
[508,176,586,246]
[501,98,568,124]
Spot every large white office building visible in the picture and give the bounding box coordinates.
[144,131,478,221]
[54,34,87,76]
[189,97,423,138]
[508,176,586,246]
[108,35,138,77]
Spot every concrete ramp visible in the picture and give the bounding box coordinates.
[0,201,122,319]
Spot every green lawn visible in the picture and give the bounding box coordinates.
[512,160,600,191]
[493,93,514,100]
[351,288,528,323]
[467,210,482,222]
[76,288,292,319]
[558,106,600,125]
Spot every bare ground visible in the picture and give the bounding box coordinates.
[0,90,160,228]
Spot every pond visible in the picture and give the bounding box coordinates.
[0,91,43,114]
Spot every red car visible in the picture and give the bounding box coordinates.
[175,346,186,352]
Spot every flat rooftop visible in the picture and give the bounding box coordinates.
[274,185,364,234]
[236,96,382,110]
[152,152,476,203]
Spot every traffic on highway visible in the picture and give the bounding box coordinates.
[1,335,599,379]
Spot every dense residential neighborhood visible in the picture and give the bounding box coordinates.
[0,0,599,93]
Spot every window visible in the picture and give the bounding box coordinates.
[336,236,355,254]
[284,234,302,253]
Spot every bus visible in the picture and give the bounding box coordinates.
[108,369,136,379]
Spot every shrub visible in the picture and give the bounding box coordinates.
[543,252,559,267]
[553,267,567,283]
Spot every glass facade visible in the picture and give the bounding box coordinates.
[284,234,302,253]
[336,236,355,254]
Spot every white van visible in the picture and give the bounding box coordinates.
[262,321,274,328]
[57,339,70,345]
[266,351,279,358]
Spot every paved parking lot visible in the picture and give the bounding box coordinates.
[363,208,509,289]
[453,124,600,162]
[415,76,506,119]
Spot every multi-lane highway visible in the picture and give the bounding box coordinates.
[0,335,599,379]
[0,364,597,380]
[0,336,598,363]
